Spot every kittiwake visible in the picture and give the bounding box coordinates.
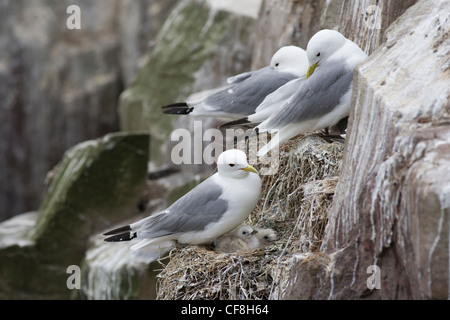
[161,46,308,119]
[103,149,262,253]
[220,70,307,128]
[256,29,368,157]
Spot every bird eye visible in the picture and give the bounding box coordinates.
[229,164,235,167]
[275,62,279,67]
[316,52,321,57]
[264,236,269,240]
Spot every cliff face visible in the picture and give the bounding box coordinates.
[0,0,176,221]
[1,0,449,300]
[285,0,450,299]
[142,0,449,300]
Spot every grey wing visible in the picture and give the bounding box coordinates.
[254,77,306,113]
[226,71,252,84]
[262,63,353,129]
[138,177,228,239]
[204,67,298,115]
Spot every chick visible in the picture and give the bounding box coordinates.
[250,227,278,249]
[215,224,258,253]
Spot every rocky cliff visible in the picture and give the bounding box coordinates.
[0,0,176,221]
[286,0,450,299]
[0,133,149,299]
[0,0,448,300]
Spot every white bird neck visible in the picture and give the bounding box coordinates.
[325,40,367,67]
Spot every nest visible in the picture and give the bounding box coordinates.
[156,134,345,300]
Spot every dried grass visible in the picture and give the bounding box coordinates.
[156,134,344,300]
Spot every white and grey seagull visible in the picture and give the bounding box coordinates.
[161,46,308,119]
[103,149,261,254]
[256,29,368,157]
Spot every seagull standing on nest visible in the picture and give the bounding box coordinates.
[256,29,368,157]
[161,46,308,119]
[103,149,261,253]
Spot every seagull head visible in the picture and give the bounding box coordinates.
[306,29,346,79]
[217,149,258,178]
[270,45,309,77]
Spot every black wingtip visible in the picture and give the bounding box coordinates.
[103,225,132,236]
[162,107,194,115]
[219,117,250,129]
[161,102,188,109]
[104,231,137,242]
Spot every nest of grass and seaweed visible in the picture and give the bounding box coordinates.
[156,133,345,300]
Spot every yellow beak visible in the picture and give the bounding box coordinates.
[306,62,319,79]
[241,164,259,174]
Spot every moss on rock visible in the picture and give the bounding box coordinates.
[0,133,149,298]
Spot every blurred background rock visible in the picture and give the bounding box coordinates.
[0,0,448,300]
[0,0,176,222]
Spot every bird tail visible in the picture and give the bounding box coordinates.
[161,102,194,115]
[130,238,167,252]
[103,225,137,242]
